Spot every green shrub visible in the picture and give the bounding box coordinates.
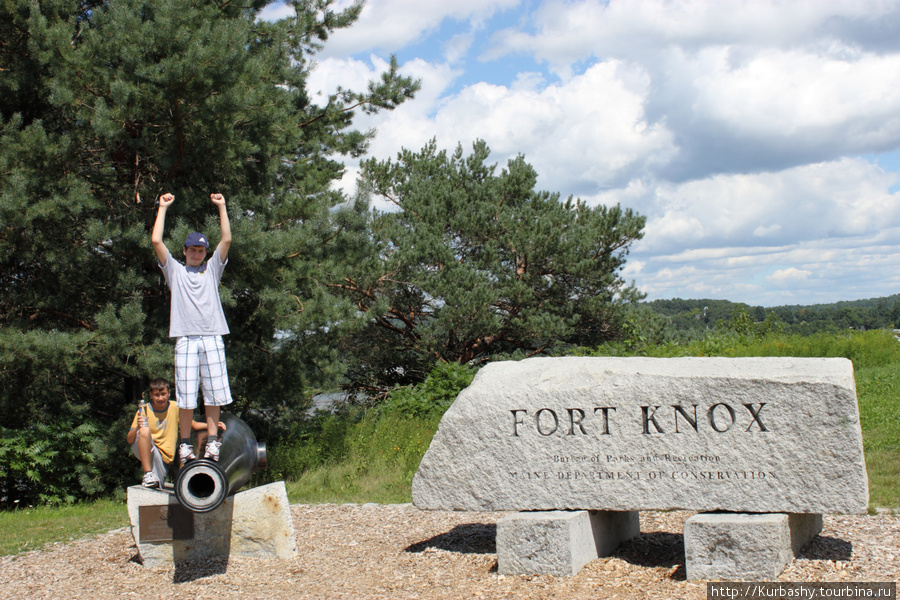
[380,362,476,418]
[0,420,107,508]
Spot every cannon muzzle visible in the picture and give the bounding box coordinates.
[174,412,266,513]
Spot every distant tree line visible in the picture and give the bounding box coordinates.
[644,296,900,336]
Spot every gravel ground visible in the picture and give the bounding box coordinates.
[1,504,898,600]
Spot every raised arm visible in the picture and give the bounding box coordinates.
[210,193,231,262]
[151,193,175,266]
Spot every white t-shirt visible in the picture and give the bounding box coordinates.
[159,248,230,338]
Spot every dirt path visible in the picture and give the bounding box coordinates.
[1,504,898,600]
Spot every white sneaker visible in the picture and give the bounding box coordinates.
[204,439,221,461]
[141,471,160,488]
[179,443,196,466]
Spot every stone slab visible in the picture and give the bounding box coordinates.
[684,512,823,580]
[497,510,638,576]
[412,357,868,514]
[127,481,297,567]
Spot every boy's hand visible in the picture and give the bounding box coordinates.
[210,193,225,206]
[158,193,175,208]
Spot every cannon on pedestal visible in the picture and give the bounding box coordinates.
[174,412,266,513]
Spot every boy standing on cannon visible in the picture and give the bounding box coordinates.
[151,192,234,466]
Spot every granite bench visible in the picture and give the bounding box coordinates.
[412,357,868,579]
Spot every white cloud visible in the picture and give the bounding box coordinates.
[305,55,392,104]
[358,59,677,196]
[686,47,900,150]
[636,229,900,305]
[257,2,295,22]
[307,55,464,201]
[488,0,900,71]
[307,54,462,122]
[444,33,475,65]
[485,0,900,179]
[695,49,898,128]
[310,0,900,191]
[319,0,520,57]
[621,259,644,277]
[754,224,782,238]
[641,158,900,253]
[768,268,812,285]
[628,155,900,304]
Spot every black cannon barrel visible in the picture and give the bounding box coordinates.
[174,412,266,513]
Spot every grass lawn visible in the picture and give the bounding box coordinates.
[0,498,128,557]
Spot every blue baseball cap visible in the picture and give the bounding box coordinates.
[184,232,209,248]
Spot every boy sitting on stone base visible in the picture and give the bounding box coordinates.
[126,378,222,488]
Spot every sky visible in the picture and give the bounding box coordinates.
[261,0,900,307]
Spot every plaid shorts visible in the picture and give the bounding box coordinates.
[174,335,233,410]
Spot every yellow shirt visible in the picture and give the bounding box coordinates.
[130,401,180,464]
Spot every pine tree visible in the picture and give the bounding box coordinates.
[0,0,418,474]
[336,139,646,390]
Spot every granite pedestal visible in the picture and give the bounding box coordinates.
[497,510,639,576]
[684,512,823,580]
[127,480,297,567]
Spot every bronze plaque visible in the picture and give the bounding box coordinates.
[139,504,194,542]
